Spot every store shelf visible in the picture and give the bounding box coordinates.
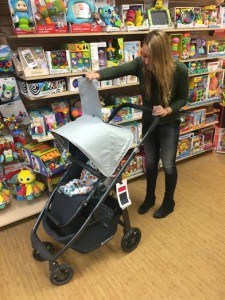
[182,98,221,110]
[0,193,48,228]
[180,121,219,135]
[8,27,221,40]
[20,82,139,101]
[188,68,224,77]
[18,71,85,81]
[176,147,213,163]
[180,55,225,63]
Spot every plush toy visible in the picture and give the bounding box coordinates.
[66,0,94,24]
[134,9,143,26]
[1,84,15,102]
[99,6,121,27]
[34,0,66,25]
[125,9,135,26]
[16,169,45,201]
[10,0,34,31]
[0,181,11,209]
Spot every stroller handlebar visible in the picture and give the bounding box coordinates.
[107,103,152,123]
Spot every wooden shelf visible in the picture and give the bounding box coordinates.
[180,121,219,135]
[180,55,225,63]
[8,27,222,40]
[21,82,139,101]
[176,147,213,163]
[182,98,221,110]
[18,71,85,81]
[188,68,224,77]
[0,193,47,228]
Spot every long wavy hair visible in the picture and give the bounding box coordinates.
[143,30,175,106]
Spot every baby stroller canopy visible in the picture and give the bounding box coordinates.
[52,78,133,177]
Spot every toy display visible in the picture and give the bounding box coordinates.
[8,0,36,34]
[207,40,225,56]
[17,46,49,77]
[31,0,67,33]
[186,60,208,75]
[16,169,45,200]
[90,42,107,70]
[188,75,208,104]
[0,46,13,73]
[66,42,91,72]
[148,0,171,28]
[120,4,148,30]
[22,142,51,166]
[45,50,71,74]
[66,0,101,33]
[207,71,224,99]
[0,77,20,104]
[0,181,11,209]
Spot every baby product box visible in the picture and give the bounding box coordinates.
[45,50,71,74]
[124,41,141,84]
[8,0,36,34]
[213,125,225,153]
[66,42,91,73]
[66,76,83,92]
[30,0,68,33]
[0,77,20,104]
[17,47,49,77]
[0,45,13,73]
[90,42,107,71]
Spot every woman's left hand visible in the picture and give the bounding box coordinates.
[152,105,168,117]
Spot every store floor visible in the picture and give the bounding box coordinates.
[0,152,225,300]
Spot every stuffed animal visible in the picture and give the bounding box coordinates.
[16,169,45,201]
[125,9,135,26]
[134,9,143,26]
[1,84,15,102]
[10,0,34,31]
[0,181,11,209]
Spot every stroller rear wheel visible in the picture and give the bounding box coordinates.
[121,227,141,253]
[33,241,54,261]
[50,264,73,285]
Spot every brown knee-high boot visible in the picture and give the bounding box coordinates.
[153,172,177,218]
[138,168,158,214]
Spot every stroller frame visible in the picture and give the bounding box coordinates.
[31,103,159,285]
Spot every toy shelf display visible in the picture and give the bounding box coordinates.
[2,0,225,228]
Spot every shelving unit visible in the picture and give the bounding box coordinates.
[1,0,224,227]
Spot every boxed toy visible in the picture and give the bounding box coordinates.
[0,135,18,164]
[128,95,142,119]
[198,127,214,150]
[30,0,68,33]
[191,133,204,154]
[90,42,107,70]
[17,47,49,77]
[51,101,70,126]
[185,60,208,75]
[120,4,148,31]
[148,1,172,29]
[189,108,206,129]
[207,40,225,57]
[0,46,13,73]
[213,125,225,153]
[0,77,20,104]
[8,0,36,34]
[29,111,46,139]
[106,38,124,67]
[169,33,183,60]
[66,42,91,72]
[45,50,71,74]
[176,133,193,159]
[170,7,207,28]
[188,75,208,104]
[17,78,66,98]
[66,0,101,33]
[66,76,83,92]
[201,5,222,28]
[22,142,51,166]
[101,80,113,87]
[124,40,141,83]
[207,71,224,99]
[31,147,66,176]
[208,60,222,72]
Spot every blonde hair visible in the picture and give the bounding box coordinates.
[143,30,175,106]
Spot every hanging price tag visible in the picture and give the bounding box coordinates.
[116,179,132,210]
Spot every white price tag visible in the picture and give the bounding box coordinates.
[116,179,132,210]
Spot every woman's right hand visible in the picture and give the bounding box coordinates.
[85,71,100,81]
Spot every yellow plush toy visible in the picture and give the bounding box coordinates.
[16,169,45,201]
[0,181,11,209]
[134,9,143,26]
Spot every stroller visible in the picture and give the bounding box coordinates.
[31,78,159,285]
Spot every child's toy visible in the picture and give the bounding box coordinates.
[17,47,49,77]
[192,134,204,154]
[22,142,51,166]
[70,99,82,119]
[0,46,13,73]
[66,0,101,33]
[176,133,193,159]
[31,0,67,33]
[52,101,70,126]
[0,181,11,209]
[31,147,66,176]
[98,5,121,30]
[208,60,222,72]
[189,108,206,128]
[181,32,191,60]
[186,60,208,75]
[66,76,82,92]
[0,135,18,163]
[199,126,215,150]
[170,34,182,60]
[42,110,58,135]
[16,169,45,200]
[45,50,71,74]
[90,42,107,70]
[148,0,171,28]
[213,125,225,153]
[207,71,224,99]
[66,42,91,72]
[9,0,36,34]
[17,78,66,98]
[179,112,192,133]
[121,4,148,30]
[0,77,20,104]
[29,111,46,139]
[202,5,221,28]
[207,40,225,56]
[106,38,124,67]
[12,130,27,160]
[188,75,208,104]
[124,40,141,83]
[170,7,195,28]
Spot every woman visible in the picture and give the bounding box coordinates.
[86,30,189,218]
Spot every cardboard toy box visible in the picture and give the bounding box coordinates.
[213,125,225,153]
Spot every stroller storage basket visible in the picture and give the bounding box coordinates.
[43,195,121,253]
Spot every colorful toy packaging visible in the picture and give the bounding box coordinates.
[148,0,172,29]
[22,142,51,166]
[0,135,19,164]
[45,50,71,74]
[188,75,208,104]
[30,0,68,33]
[124,40,141,83]
[120,4,148,31]
[8,0,36,34]
[66,0,101,33]
[0,77,20,104]
[17,47,49,77]
[65,42,91,73]
[207,71,224,99]
[0,46,13,73]
[213,125,225,153]
[0,180,11,209]
[176,133,194,159]
[90,42,107,70]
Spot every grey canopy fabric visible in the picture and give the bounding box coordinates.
[52,78,133,177]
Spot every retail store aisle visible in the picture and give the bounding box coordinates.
[0,152,224,300]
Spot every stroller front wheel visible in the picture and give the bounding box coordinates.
[121,227,141,253]
[50,264,74,285]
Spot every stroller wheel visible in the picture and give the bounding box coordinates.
[33,241,54,261]
[50,264,73,286]
[121,227,141,253]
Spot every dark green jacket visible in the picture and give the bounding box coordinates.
[98,57,189,125]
